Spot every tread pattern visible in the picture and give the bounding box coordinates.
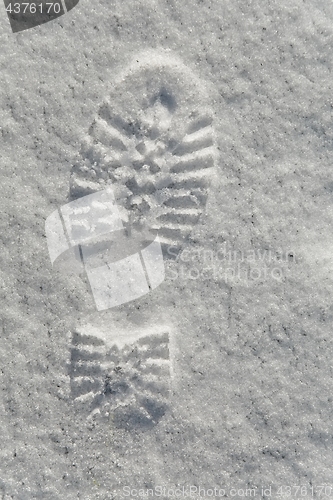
[70,330,171,429]
[70,86,217,258]
[67,53,217,427]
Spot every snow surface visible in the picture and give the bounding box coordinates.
[1,0,333,498]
